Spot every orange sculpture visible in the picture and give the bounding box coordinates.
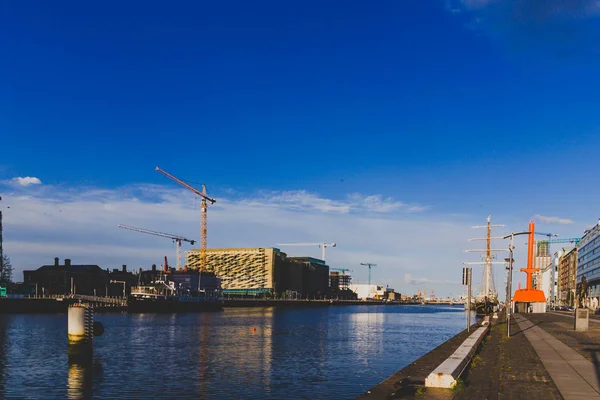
[512,221,547,303]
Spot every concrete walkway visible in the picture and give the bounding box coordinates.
[548,311,600,324]
[515,314,600,399]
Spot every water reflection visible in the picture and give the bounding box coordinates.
[67,358,103,400]
[0,306,467,400]
[0,317,8,395]
[206,307,274,398]
[349,312,385,365]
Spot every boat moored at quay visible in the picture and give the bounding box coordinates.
[128,270,223,313]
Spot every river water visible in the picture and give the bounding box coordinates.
[0,305,468,399]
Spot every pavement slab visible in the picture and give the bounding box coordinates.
[515,314,600,400]
[453,316,561,400]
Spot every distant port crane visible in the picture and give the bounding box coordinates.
[525,237,581,245]
[276,242,336,262]
[360,263,377,287]
[156,166,216,271]
[118,224,195,271]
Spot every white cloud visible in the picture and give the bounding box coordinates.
[403,273,461,286]
[534,214,575,225]
[12,177,42,187]
[241,190,424,214]
[0,182,480,297]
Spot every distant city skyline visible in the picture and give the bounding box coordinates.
[2,1,600,297]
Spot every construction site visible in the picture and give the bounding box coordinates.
[113,167,370,300]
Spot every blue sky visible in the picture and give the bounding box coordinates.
[2,1,600,297]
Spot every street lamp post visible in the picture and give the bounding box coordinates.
[110,280,126,299]
[503,231,531,337]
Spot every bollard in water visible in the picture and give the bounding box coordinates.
[68,304,94,359]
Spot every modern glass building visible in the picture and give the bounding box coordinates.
[577,220,600,307]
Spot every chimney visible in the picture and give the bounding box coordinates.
[184,264,188,273]
[65,259,71,267]
[152,264,156,272]
[54,257,59,266]
[122,264,127,273]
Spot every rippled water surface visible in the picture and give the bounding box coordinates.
[0,305,468,399]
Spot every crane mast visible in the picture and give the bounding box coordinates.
[360,263,377,287]
[156,166,215,271]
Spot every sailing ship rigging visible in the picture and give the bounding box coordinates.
[464,216,507,314]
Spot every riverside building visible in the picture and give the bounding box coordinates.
[577,220,600,308]
[558,248,577,306]
[186,248,330,298]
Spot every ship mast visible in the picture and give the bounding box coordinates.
[463,216,507,300]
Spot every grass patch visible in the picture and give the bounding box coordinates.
[452,378,466,392]
[415,387,426,397]
[471,354,484,368]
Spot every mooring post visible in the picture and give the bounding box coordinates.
[68,303,94,359]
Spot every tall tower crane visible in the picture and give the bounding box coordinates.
[156,166,216,271]
[534,231,558,256]
[276,242,336,262]
[360,262,377,287]
[118,224,195,271]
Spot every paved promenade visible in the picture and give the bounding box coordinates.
[360,310,600,399]
[453,313,561,400]
[516,312,600,399]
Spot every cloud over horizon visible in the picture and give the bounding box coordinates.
[240,190,425,214]
[0,181,474,297]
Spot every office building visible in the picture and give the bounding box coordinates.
[558,248,577,306]
[186,248,330,297]
[577,220,600,308]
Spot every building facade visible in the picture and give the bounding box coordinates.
[577,221,600,308]
[285,257,330,298]
[187,248,282,294]
[532,241,553,299]
[558,248,577,306]
[186,248,330,298]
[23,257,138,297]
[329,271,351,291]
[537,262,553,305]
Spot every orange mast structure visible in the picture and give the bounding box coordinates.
[513,221,546,303]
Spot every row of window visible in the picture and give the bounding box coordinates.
[579,244,600,262]
[580,227,600,246]
[578,252,600,274]
[578,232,600,257]
[579,265,600,282]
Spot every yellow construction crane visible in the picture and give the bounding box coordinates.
[156,166,216,271]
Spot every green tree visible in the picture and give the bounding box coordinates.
[0,254,13,283]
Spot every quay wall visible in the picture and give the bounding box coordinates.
[1,298,463,313]
[0,298,126,314]
[357,318,484,399]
